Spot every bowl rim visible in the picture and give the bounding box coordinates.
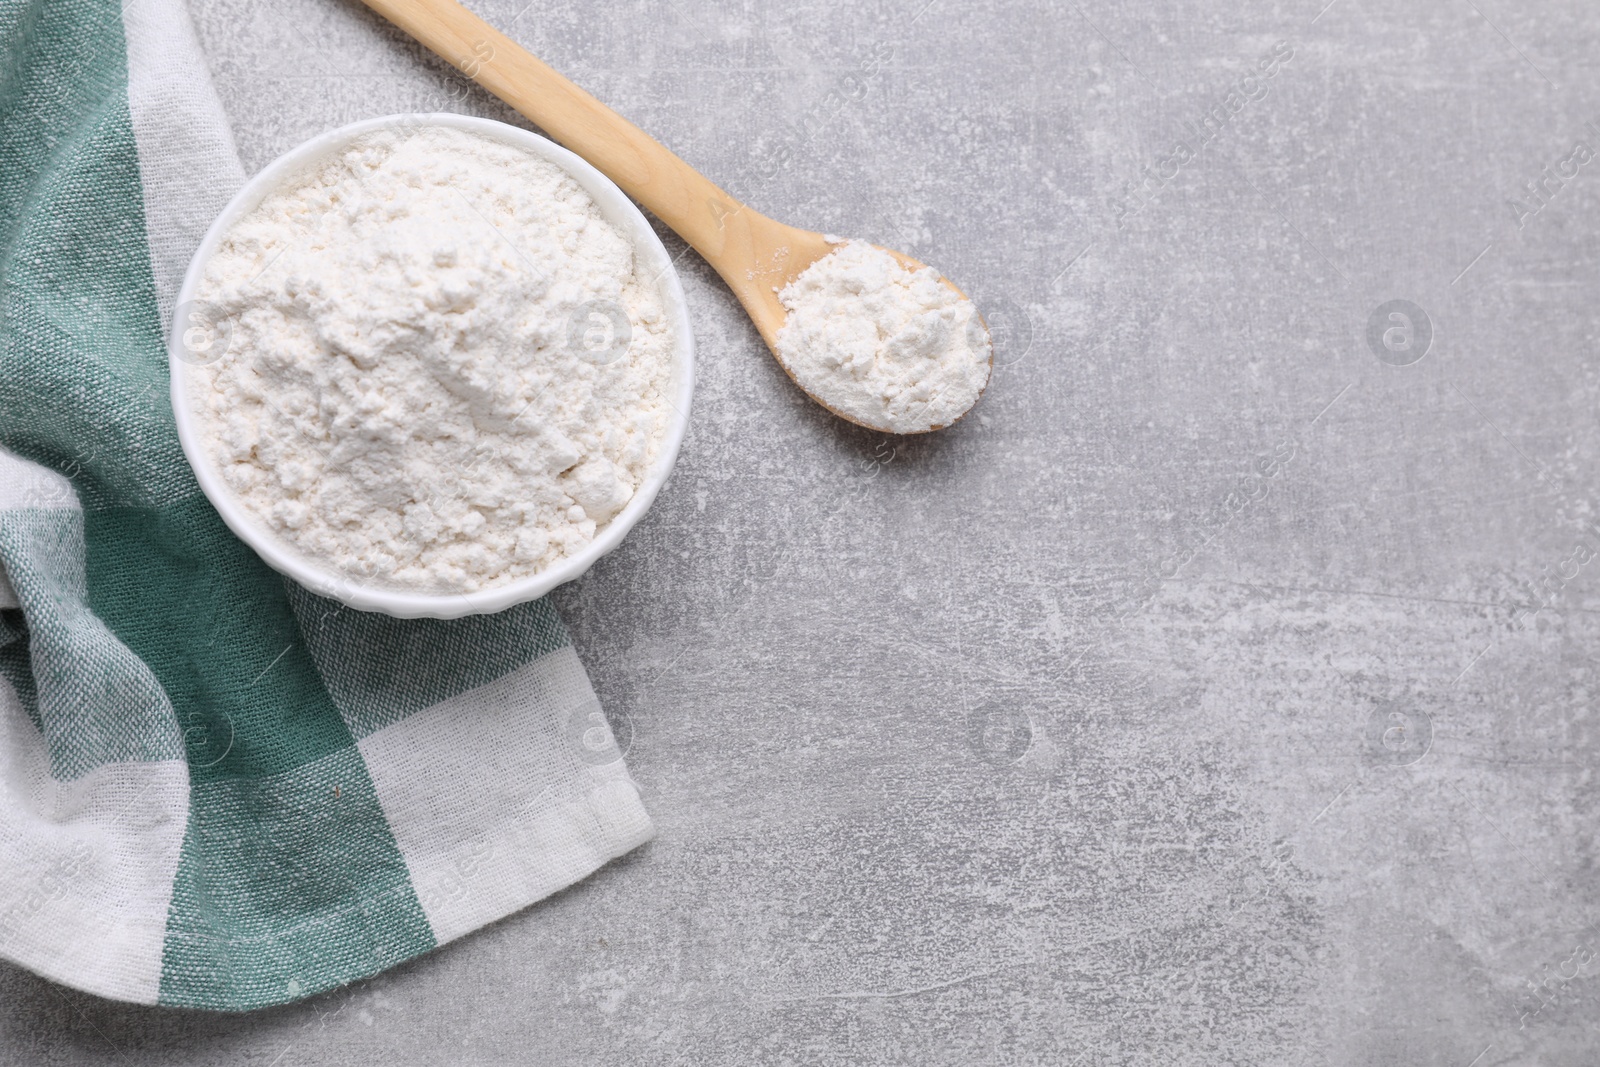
[168,113,695,619]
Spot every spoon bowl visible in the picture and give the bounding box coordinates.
[704,209,992,433]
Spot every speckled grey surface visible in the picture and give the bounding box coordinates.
[6,0,1600,1062]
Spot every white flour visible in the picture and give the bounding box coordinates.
[775,240,990,433]
[189,125,673,593]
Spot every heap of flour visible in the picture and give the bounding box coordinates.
[774,240,991,434]
[189,125,673,593]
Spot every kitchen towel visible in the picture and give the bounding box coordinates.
[0,0,652,1011]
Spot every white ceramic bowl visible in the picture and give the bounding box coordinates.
[169,114,694,619]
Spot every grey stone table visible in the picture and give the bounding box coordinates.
[5,0,1599,1062]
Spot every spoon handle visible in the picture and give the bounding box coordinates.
[359,0,744,260]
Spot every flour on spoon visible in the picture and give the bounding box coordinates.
[774,240,990,434]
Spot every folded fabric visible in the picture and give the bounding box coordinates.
[0,0,652,1011]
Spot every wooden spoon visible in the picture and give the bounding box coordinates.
[358,0,990,433]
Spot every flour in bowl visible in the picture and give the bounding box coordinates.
[188,125,674,594]
[774,240,990,434]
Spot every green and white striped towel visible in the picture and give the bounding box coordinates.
[0,0,653,1011]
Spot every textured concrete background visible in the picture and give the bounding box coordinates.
[5,0,1600,1062]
